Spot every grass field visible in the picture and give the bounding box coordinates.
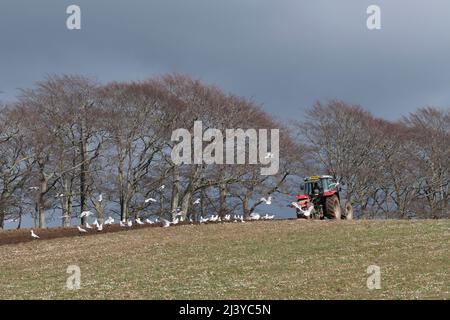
[0,219,449,299]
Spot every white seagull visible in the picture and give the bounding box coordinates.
[77,226,88,233]
[193,198,201,205]
[30,230,40,239]
[135,218,144,225]
[161,218,171,228]
[250,212,261,220]
[104,217,114,225]
[145,218,154,224]
[224,214,231,221]
[97,223,103,232]
[98,194,103,202]
[200,216,209,223]
[145,197,157,203]
[291,202,314,217]
[120,220,126,227]
[127,220,133,227]
[80,211,93,218]
[85,222,93,229]
[260,196,272,205]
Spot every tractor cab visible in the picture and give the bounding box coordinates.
[301,175,339,197]
[293,175,346,219]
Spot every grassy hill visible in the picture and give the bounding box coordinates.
[0,219,448,299]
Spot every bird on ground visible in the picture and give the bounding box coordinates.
[193,198,201,205]
[80,211,93,218]
[136,218,144,225]
[189,216,193,223]
[260,196,272,205]
[31,230,40,239]
[127,220,133,227]
[154,217,160,223]
[200,216,209,223]
[262,214,275,220]
[98,194,103,202]
[161,218,171,228]
[145,197,157,203]
[145,218,154,224]
[104,217,114,225]
[85,222,93,229]
[120,220,126,227]
[78,226,88,233]
[209,215,219,222]
[97,223,103,232]
[224,214,231,221]
[171,217,179,225]
[250,212,261,220]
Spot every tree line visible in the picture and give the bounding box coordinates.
[0,74,448,228]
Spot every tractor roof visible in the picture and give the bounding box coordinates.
[304,175,333,181]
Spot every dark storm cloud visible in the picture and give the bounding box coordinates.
[1,0,450,120]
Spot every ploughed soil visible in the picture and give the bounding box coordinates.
[0,221,187,246]
[0,219,294,246]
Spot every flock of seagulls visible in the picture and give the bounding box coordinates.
[28,190,277,240]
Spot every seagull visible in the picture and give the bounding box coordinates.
[30,230,40,239]
[80,211,93,218]
[260,196,272,205]
[200,216,209,223]
[135,218,144,225]
[144,197,157,203]
[104,217,114,225]
[171,217,179,225]
[127,220,132,227]
[97,223,103,232]
[120,220,126,227]
[77,226,88,233]
[224,214,231,221]
[300,205,314,218]
[161,218,171,228]
[209,215,218,222]
[189,216,193,223]
[193,198,201,205]
[145,218,154,224]
[85,222,93,229]
[250,212,261,220]
[158,185,165,191]
[291,202,314,217]
[98,194,103,202]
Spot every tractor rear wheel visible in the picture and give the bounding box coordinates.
[344,201,353,220]
[325,195,341,220]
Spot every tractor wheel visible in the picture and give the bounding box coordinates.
[344,201,353,220]
[325,195,341,220]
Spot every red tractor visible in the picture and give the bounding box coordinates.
[292,175,353,220]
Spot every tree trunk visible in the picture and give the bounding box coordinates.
[171,166,180,215]
[218,181,227,218]
[79,132,88,226]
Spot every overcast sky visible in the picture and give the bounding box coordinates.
[1,0,450,121]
